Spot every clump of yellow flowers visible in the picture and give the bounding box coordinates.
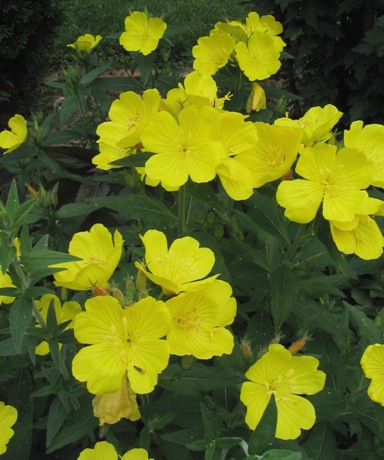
[90,9,384,260]
[53,224,237,426]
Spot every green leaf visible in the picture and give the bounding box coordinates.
[159,363,243,395]
[59,94,78,126]
[294,300,354,340]
[310,388,347,422]
[21,250,81,268]
[345,302,382,346]
[12,199,37,229]
[24,288,54,301]
[10,296,33,353]
[248,394,277,455]
[92,76,143,92]
[162,427,203,446]
[5,180,20,217]
[0,245,16,274]
[33,234,50,252]
[55,203,98,219]
[303,422,336,459]
[264,85,302,101]
[215,437,243,449]
[92,194,178,221]
[135,52,155,86]
[79,64,109,86]
[46,299,58,330]
[46,398,98,453]
[248,192,292,245]
[259,450,302,460]
[312,214,344,272]
[270,264,298,329]
[200,402,222,439]
[46,397,68,448]
[0,337,27,356]
[186,181,224,214]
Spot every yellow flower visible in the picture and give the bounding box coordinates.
[92,376,140,425]
[241,122,302,188]
[67,34,102,53]
[92,142,136,171]
[344,120,384,188]
[35,294,81,355]
[246,82,267,113]
[52,223,123,291]
[0,114,28,154]
[0,271,15,305]
[275,104,343,146]
[166,280,236,359]
[159,72,217,116]
[216,157,256,201]
[276,144,373,224]
[135,229,217,295]
[235,31,283,81]
[244,12,284,36]
[120,11,167,56]
[240,344,326,440]
[214,111,259,157]
[77,442,153,460]
[135,167,180,192]
[72,295,170,395]
[95,88,161,169]
[141,105,227,188]
[0,402,17,455]
[122,448,153,460]
[182,71,219,107]
[361,344,384,405]
[214,111,260,200]
[78,442,153,460]
[213,21,248,44]
[77,441,117,460]
[330,214,384,260]
[192,33,235,75]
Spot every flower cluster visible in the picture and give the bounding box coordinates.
[92,12,291,198]
[52,224,236,425]
[93,70,305,200]
[192,12,285,81]
[275,107,384,259]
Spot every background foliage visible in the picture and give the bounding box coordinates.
[0,0,62,117]
[245,0,384,126]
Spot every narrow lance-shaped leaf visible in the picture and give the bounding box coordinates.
[10,296,34,353]
[248,394,277,455]
[270,263,298,329]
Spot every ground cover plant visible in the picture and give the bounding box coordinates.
[1,7,384,460]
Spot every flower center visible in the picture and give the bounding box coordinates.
[86,256,106,266]
[173,307,203,331]
[264,146,284,169]
[127,114,142,132]
[101,318,137,365]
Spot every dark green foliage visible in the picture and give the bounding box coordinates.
[0,0,62,118]
[245,0,384,125]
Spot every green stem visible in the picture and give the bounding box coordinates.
[177,185,187,237]
[284,223,308,263]
[12,253,46,329]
